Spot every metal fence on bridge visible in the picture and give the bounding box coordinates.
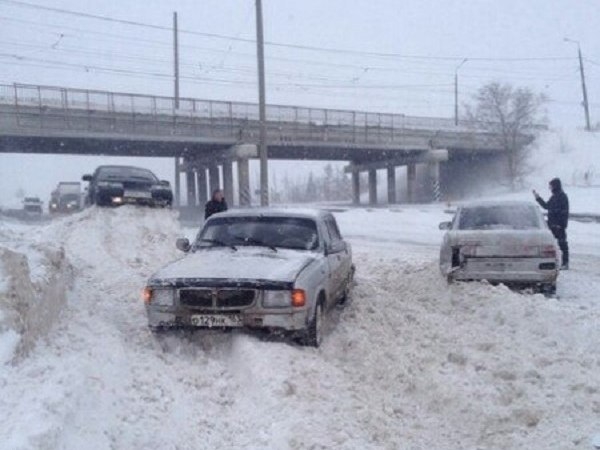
[0,83,476,141]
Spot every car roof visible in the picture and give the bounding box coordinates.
[209,207,329,221]
[96,165,154,172]
[458,200,538,209]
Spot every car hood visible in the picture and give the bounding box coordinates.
[150,247,318,286]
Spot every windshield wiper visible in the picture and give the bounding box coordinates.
[198,238,237,251]
[233,235,277,252]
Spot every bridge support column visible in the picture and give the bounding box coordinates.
[185,167,197,207]
[368,169,377,205]
[222,160,234,206]
[196,167,207,205]
[429,161,441,202]
[351,169,360,205]
[174,157,181,207]
[208,164,221,194]
[387,166,396,204]
[237,158,251,206]
[407,163,416,203]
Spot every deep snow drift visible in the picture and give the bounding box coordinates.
[0,203,599,449]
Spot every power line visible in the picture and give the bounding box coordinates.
[0,0,579,63]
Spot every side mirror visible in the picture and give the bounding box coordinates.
[439,221,452,230]
[176,238,191,252]
[160,180,170,187]
[82,174,92,182]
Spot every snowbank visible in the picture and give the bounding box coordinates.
[0,236,71,364]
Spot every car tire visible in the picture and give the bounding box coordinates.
[541,283,556,297]
[301,300,324,348]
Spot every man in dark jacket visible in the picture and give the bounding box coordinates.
[533,177,569,269]
[205,189,228,220]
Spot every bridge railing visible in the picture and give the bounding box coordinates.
[0,82,482,142]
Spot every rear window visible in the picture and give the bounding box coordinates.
[458,205,540,230]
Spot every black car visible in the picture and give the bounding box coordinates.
[82,165,173,207]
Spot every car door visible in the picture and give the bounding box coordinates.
[324,215,347,305]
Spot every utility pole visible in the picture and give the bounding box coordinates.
[577,46,591,131]
[565,38,591,131]
[454,58,467,126]
[255,0,269,206]
[173,11,181,206]
[173,11,180,109]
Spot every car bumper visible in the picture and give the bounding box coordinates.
[449,257,559,283]
[146,306,309,331]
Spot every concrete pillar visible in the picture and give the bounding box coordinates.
[407,163,416,203]
[351,169,360,205]
[222,160,234,206]
[208,164,220,194]
[429,161,441,202]
[196,167,207,205]
[185,167,197,207]
[387,165,396,204]
[368,169,377,205]
[237,158,251,206]
[174,157,181,207]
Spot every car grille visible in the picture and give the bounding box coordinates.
[216,290,255,308]
[122,181,151,190]
[178,289,255,309]
[179,289,213,308]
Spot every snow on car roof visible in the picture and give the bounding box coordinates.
[457,200,539,209]
[209,207,328,221]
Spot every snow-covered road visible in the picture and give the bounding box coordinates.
[1,205,600,449]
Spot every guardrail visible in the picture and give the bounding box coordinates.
[0,82,479,137]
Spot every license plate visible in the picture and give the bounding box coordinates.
[485,262,512,269]
[190,314,243,328]
[124,190,151,199]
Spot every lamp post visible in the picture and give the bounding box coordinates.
[564,38,591,131]
[454,58,468,126]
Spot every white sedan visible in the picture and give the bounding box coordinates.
[439,201,559,295]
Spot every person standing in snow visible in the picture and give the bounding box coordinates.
[205,189,228,220]
[533,177,569,269]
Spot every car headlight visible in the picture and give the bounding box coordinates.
[262,290,291,308]
[144,288,173,306]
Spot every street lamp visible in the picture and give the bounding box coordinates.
[564,37,591,131]
[454,58,468,126]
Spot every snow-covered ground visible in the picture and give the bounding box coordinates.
[1,128,600,449]
[0,201,599,449]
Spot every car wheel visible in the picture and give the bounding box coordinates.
[541,283,556,297]
[302,300,323,348]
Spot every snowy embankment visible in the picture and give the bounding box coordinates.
[0,222,71,364]
[0,204,599,449]
[454,128,600,216]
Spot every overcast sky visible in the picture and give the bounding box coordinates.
[1,0,599,206]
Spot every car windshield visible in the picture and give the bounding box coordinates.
[196,216,319,251]
[97,167,157,182]
[458,205,540,230]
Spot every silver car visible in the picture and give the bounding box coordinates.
[144,209,354,346]
[439,201,559,294]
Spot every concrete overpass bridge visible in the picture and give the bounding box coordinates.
[0,83,531,206]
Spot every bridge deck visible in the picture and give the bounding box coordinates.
[0,83,506,160]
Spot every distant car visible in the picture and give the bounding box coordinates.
[22,197,43,217]
[143,209,355,347]
[439,201,559,295]
[82,165,172,207]
[49,182,82,214]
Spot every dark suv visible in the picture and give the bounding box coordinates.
[82,165,173,207]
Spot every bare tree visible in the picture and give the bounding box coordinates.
[467,82,546,190]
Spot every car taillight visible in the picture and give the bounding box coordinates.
[540,245,556,258]
[142,287,152,304]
